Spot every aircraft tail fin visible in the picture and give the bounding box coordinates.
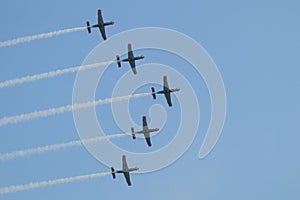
[111,167,116,179]
[116,55,122,68]
[151,87,156,100]
[86,21,91,34]
[131,127,136,140]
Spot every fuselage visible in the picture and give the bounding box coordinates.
[116,167,139,173]
[91,21,114,28]
[136,128,159,134]
[122,55,144,62]
[157,87,180,95]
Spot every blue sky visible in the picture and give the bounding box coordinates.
[0,0,300,199]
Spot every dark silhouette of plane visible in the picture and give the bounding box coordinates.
[151,76,180,107]
[86,9,114,40]
[111,155,139,186]
[116,43,144,75]
[131,116,159,147]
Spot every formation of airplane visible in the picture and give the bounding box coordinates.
[151,76,180,107]
[116,43,145,75]
[85,8,181,187]
[111,155,139,186]
[131,116,159,147]
[86,9,114,40]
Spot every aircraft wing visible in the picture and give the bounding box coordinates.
[122,155,129,171]
[127,43,137,74]
[142,116,148,128]
[164,92,173,107]
[163,76,169,89]
[128,43,134,60]
[130,61,137,74]
[98,9,104,24]
[163,76,172,106]
[99,26,107,40]
[123,172,132,186]
[144,132,152,147]
[142,116,152,146]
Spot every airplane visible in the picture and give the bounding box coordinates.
[116,43,145,75]
[111,155,139,186]
[131,116,159,147]
[151,76,180,107]
[86,9,114,40]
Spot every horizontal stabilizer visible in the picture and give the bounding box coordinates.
[116,55,122,68]
[86,21,91,34]
[131,127,136,139]
[151,87,156,100]
[111,167,116,179]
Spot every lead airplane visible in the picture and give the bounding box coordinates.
[131,116,159,147]
[116,43,144,75]
[111,155,139,186]
[151,76,180,107]
[86,9,114,40]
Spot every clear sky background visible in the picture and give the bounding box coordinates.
[0,0,300,199]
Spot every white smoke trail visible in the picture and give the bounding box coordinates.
[0,61,114,89]
[0,92,151,126]
[0,26,86,48]
[0,133,131,161]
[0,171,111,195]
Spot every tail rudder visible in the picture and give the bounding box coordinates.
[116,55,122,68]
[86,21,91,34]
[131,127,136,140]
[151,87,156,100]
[111,167,116,179]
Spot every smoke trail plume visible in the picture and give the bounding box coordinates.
[0,133,131,161]
[0,61,114,89]
[0,93,151,126]
[0,172,111,195]
[0,26,86,48]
